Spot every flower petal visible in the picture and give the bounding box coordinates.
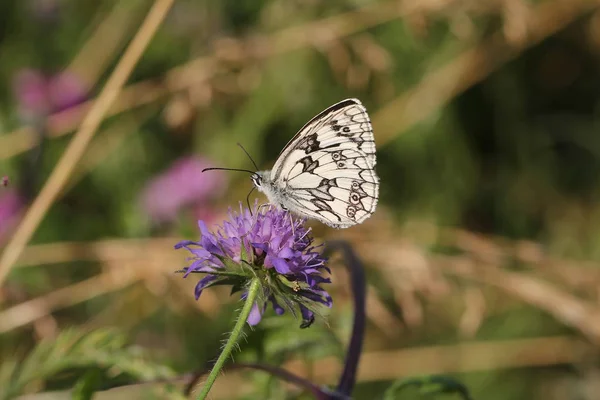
[183,259,215,277]
[271,257,292,274]
[277,247,295,259]
[194,275,218,300]
[247,301,263,326]
[270,296,285,315]
[251,242,269,253]
[174,240,197,249]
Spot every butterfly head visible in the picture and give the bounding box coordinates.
[251,173,261,187]
[251,171,276,197]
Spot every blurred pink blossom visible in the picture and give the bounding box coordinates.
[140,157,227,223]
[0,190,24,245]
[13,69,86,120]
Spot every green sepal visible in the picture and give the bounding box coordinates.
[177,268,247,280]
[212,252,244,272]
[230,281,245,295]
[201,276,247,292]
[265,276,330,329]
[276,274,311,292]
[239,240,251,265]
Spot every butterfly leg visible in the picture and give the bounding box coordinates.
[252,203,273,226]
[288,212,296,236]
[256,203,273,213]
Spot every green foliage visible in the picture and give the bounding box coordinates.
[0,329,176,400]
[384,376,473,400]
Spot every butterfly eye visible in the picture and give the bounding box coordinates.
[350,193,361,204]
[332,152,340,160]
[337,161,346,168]
[351,181,360,190]
[342,127,351,133]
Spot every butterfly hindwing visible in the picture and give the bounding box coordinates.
[268,98,379,228]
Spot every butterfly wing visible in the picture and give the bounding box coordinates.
[270,98,379,228]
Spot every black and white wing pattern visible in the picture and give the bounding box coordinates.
[269,98,378,228]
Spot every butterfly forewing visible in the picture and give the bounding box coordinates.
[269,98,379,228]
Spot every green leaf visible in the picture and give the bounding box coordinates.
[0,328,176,400]
[72,369,102,400]
[384,376,473,400]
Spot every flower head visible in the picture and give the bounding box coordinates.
[141,156,226,224]
[175,202,332,327]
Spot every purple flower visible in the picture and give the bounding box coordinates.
[175,202,332,327]
[0,190,24,244]
[13,69,86,121]
[141,157,226,223]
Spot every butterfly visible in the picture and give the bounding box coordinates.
[250,98,379,229]
[206,99,379,228]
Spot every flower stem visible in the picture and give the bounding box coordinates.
[196,278,261,400]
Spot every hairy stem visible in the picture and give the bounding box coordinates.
[195,278,261,400]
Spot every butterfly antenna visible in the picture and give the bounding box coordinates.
[202,167,256,174]
[237,143,259,171]
[246,186,256,215]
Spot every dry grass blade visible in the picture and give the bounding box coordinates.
[374,0,600,146]
[0,267,140,333]
[65,112,149,193]
[0,0,176,287]
[436,255,600,345]
[282,336,584,384]
[14,238,179,268]
[68,1,144,85]
[0,0,461,161]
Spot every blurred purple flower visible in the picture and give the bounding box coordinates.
[13,69,86,120]
[48,72,87,111]
[0,190,24,244]
[141,157,226,223]
[176,201,331,327]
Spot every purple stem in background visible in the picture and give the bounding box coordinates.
[184,362,331,399]
[325,240,366,398]
[228,363,331,400]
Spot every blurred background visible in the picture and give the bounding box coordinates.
[2,0,600,398]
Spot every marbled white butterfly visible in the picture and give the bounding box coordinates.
[207,99,379,228]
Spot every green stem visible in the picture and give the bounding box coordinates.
[196,278,261,400]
